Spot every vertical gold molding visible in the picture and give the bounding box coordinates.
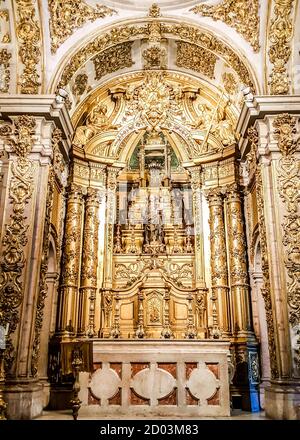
[103,167,118,289]
[225,183,253,337]
[78,187,100,338]
[0,115,36,373]
[57,183,84,337]
[206,188,230,338]
[190,166,206,288]
[268,0,295,95]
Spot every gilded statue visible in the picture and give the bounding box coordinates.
[211,107,236,147]
[193,103,212,130]
[73,101,111,146]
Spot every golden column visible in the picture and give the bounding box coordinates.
[103,167,119,289]
[206,188,231,338]
[78,188,100,337]
[190,167,206,288]
[225,183,253,338]
[57,183,84,337]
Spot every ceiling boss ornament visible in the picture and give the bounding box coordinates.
[190,0,260,52]
[48,0,117,53]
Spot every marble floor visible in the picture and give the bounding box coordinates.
[36,409,268,420]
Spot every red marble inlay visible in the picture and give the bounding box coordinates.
[185,362,197,380]
[130,388,150,405]
[88,388,100,405]
[158,388,177,405]
[131,362,150,378]
[186,388,198,406]
[93,362,102,372]
[108,388,122,405]
[157,363,177,379]
[207,388,220,405]
[110,362,122,379]
[206,363,220,379]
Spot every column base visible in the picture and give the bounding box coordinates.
[5,380,44,419]
[265,381,300,420]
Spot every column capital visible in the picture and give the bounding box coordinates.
[237,96,300,159]
[0,95,73,160]
[205,187,224,205]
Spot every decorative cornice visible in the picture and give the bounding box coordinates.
[190,0,260,52]
[48,0,117,54]
[268,0,295,95]
[15,0,41,94]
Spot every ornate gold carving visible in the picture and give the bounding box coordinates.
[274,114,300,327]
[122,71,185,133]
[58,25,147,89]
[79,188,100,337]
[0,8,11,44]
[225,184,253,335]
[222,72,238,95]
[273,113,300,157]
[15,0,41,94]
[0,116,36,372]
[72,73,89,98]
[162,23,254,90]
[148,4,161,18]
[245,126,258,177]
[93,42,134,81]
[48,0,117,53]
[74,102,112,147]
[205,188,227,338]
[31,167,55,376]
[58,184,84,334]
[268,0,294,95]
[58,23,254,91]
[52,128,65,182]
[176,42,217,79]
[255,160,278,378]
[0,48,11,93]
[191,0,260,52]
[143,45,167,70]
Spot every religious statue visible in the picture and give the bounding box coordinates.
[193,103,212,130]
[73,101,110,146]
[210,107,236,147]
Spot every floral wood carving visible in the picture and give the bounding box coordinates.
[0,48,11,92]
[0,115,36,373]
[176,41,217,79]
[274,114,300,327]
[93,42,134,80]
[16,0,41,94]
[268,0,294,94]
[190,0,260,52]
[48,0,117,53]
